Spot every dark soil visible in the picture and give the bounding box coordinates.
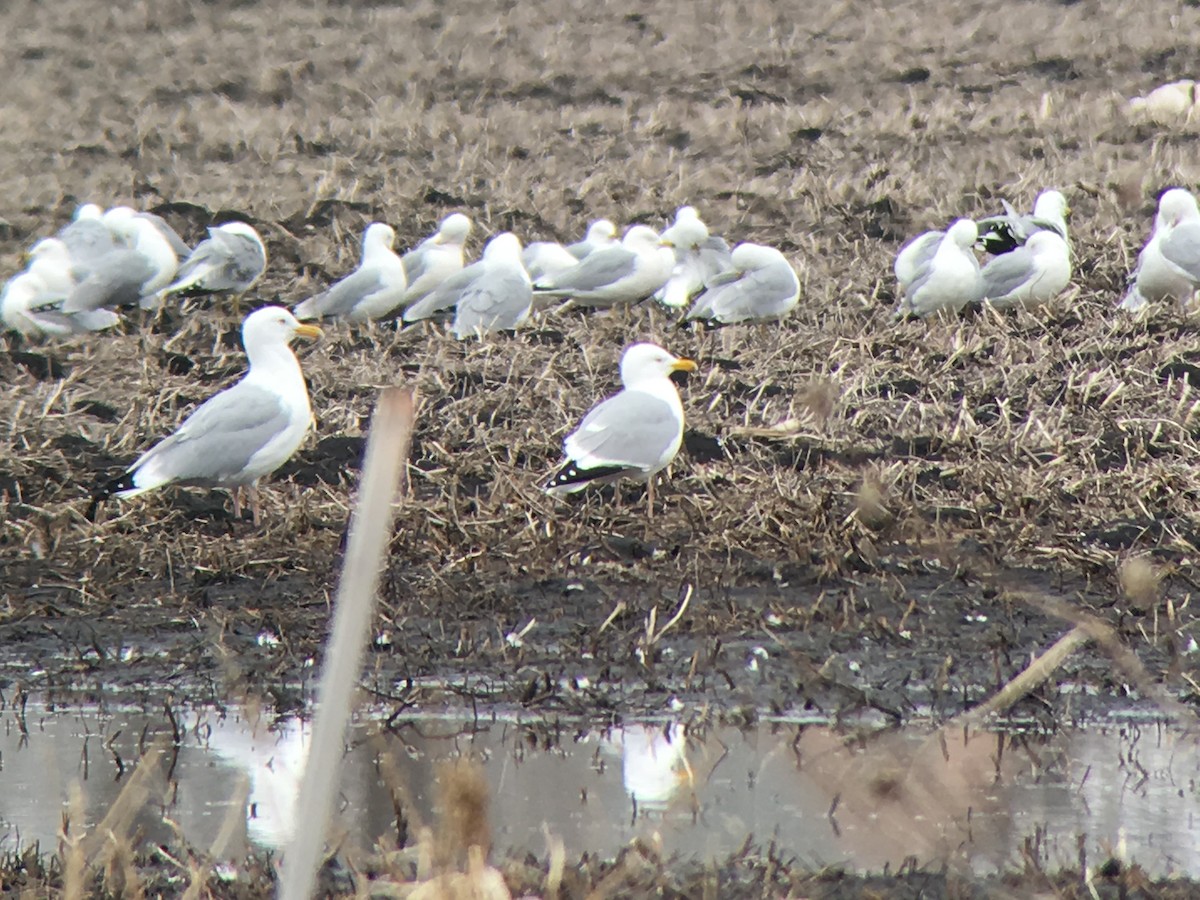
[3,0,1200,894]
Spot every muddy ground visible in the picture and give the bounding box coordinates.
[3,0,1200,894]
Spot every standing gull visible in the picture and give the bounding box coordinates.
[1121,188,1200,312]
[87,306,321,525]
[294,222,407,322]
[894,219,982,318]
[976,189,1070,256]
[655,206,733,309]
[685,243,800,324]
[544,342,697,517]
[532,225,674,308]
[158,222,267,302]
[979,232,1071,309]
[398,213,472,313]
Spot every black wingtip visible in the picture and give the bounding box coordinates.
[543,460,628,492]
[85,472,135,522]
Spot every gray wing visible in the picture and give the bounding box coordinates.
[981,248,1037,299]
[138,213,192,256]
[62,250,154,312]
[58,220,114,267]
[894,232,941,284]
[1160,222,1200,280]
[565,390,679,470]
[404,263,485,321]
[452,270,532,337]
[134,382,290,485]
[688,262,798,322]
[535,246,638,293]
[401,246,435,285]
[173,231,264,291]
[297,267,385,318]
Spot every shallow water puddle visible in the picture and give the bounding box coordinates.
[0,701,1198,876]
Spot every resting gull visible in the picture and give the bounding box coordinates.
[1120,188,1200,312]
[979,231,1071,309]
[532,225,674,308]
[294,222,407,322]
[61,214,179,312]
[398,213,472,313]
[894,219,982,318]
[544,342,697,516]
[1,271,120,338]
[158,221,267,302]
[403,232,531,328]
[87,306,321,524]
[655,206,734,309]
[976,189,1070,256]
[685,243,800,324]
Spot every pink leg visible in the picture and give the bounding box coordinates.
[249,484,262,528]
[647,477,656,521]
[231,487,243,520]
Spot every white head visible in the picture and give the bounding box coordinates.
[587,219,618,244]
[1156,189,1200,230]
[663,208,709,248]
[946,218,979,248]
[102,206,136,227]
[242,306,322,355]
[437,213,472,244]
[621,225,666,253]
[217,221,264,247]
[1032,190,1069,222]
[363,222,396,253]
[75,203,103,221]
[730,242,786,271]
[619,342,698,388]
[482,231,523,263]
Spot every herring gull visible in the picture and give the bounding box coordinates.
[1120,188,1200,312]
[158,221,267,302]
[685,243,800,324]
[61,215,179,312]
[398,213,472,313]
[294,223,407,322]
[976,189,1070,256]
[532,225,674,308]
[894,219,982,318]
[655,206,733,309]
[979,231,1071,309]
[87,306,321,524]
[544,342,697,516]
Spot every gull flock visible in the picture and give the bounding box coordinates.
[0,188,1194,520]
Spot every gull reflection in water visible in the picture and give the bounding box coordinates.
[202,714,311,849]
[605,722,692,813]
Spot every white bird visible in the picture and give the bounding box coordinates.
[102,206,192,257]
[61,215,178,312]
[158,222,267,302]
[1121,188,1200,312]
[26,238,83,295]
[655,207,734,309]
[294,223,407,322]
[1127,81,1199,124]
[88,306,321,525]
[524,218,620,281]
[403,233,533,337]
[1,271,119,338]
[979,232,1071,309]
[544,342,697,516]
[686,243,800,324]
[976,190,1070,256]
[532,226,674,308]
[398,213,472,312]
[894,219,983,318]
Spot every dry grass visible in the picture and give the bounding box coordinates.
[2,0,1200,721]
